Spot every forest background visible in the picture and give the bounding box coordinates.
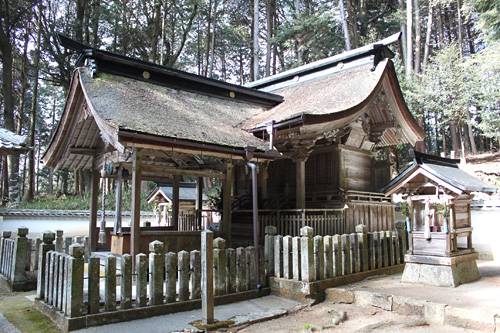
[0,0,499,208]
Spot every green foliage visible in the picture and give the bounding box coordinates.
[400,202,411,217]
[465,0,500,40]
[13,189,152,211]
[436,203,451,218]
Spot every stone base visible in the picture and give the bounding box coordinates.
[0,274,37,292]
[402,253,480,287]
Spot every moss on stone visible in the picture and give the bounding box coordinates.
[189,318,235,331]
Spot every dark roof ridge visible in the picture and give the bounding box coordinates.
[410,149,461,167]
[57,34,283,108]
[245,33,400,90]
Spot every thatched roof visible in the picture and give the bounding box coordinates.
[80,69,269,151]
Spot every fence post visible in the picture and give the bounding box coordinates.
[236,247,247,292]
[292,236,301,281]
[283,235,293,279]
[0,231,10,274]
[213,238,227,296]
[178,250,190,301]
[226,248,236,293]
[264,225,277,279]
[165,252,177,303]
[88,256,100,314]
[55,230,63,252]
[37,231,55,299]
[368,232,375,270]
[314,235,324,280]
[395,221,407,263]
[274,235,283,278]
[191,250,201,299]
[385,231,394,266]
[300,226,315,282]
[332,235,340,277]
[64,237,72,254]
[121,254,133,309]
[149,240,165,306]
[136,253,148,307]
[392,231,400,264]
[323,235,333,278]
[356,224,368,272]
[11,227,29,283]
[105,255,117,312]
[66,244,84,318]
[246,246,256,289]
[33,237,41,273]
[341,234,351,275]
[201,230,214,325]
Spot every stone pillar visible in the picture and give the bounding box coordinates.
[57,254,65,311]
[300,226,314,282]
[274,235,283,278]
[148,241,165,306]
[165,252,177,303]
[190,250,201,299]
[264,225,277,278]
[386,231,394,266]
[33,237,41,273]
[135,253,148,307]
[236,247,247,292]
[0,231,9,274]
[341,234,351,275]
[246,246,256,289]
[393,231,400,264]
[367,232,375,270]
[64,237,72,254]
[105,255,116,312]
[356,224,369,272]
[66,244,84,318]
[47,251,56,304]
[201,230,214,325]
[11,226,29,283]
[37,231,55,299]
[292,236,301,281]
[380,231,388,268]
[283,235,293,279]
[395,221,407,263]
[178,250,190,301]
[119,254,132,309]
[323,235,333,278]
[314,235,325,280]
[332,235,340,277]
[88,256,100,314]
[55,230,63,252]
[350,233,359,274]
[226,248,236,293]
[213,238,227,296]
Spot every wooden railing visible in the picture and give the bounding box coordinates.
[163,209,221,231]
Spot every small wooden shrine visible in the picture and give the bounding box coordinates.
[381,150,497,287]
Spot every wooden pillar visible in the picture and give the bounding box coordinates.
[223,162,233,245]
[131,148,142,261]
[114,165,123,234]
[196,177,203,230]
[89,167,100,253]
[172,176,180,231]
[260,165,268,202]
[296,159,306,210]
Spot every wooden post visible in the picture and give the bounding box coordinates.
[114,165,123,234]
[223,162,233,244]
[201,230,214,325]
[172,176,180,231]
[131,148,142,262]
[89,167,100,253]
[296,159,306,210]
[196,177,203,230]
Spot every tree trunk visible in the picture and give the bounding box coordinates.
[265,0,274,76]
[208,0,218,78]
[91,0,101,47]
[456,0,464,60]
[339,0,351,51]
[450,122,460,153]
[75,0,89,43]
[466,111,477,154]
[422,2,433,72]
[398,0,407,69]
[149,0,162,63]
[406,0,413,76]
[436,4,445,47]
[414,0,421,73]
[25,3,42,202]
[252,0,260,81]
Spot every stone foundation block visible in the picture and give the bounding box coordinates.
[444,306,496,331]
[392,295,425,316]
[325,288,354,304]
[423,301,445,325]
[354,291,392,311]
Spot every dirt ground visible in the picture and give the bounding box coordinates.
[233,301,482,333]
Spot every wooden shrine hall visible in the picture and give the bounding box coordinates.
[42,33,425,259]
